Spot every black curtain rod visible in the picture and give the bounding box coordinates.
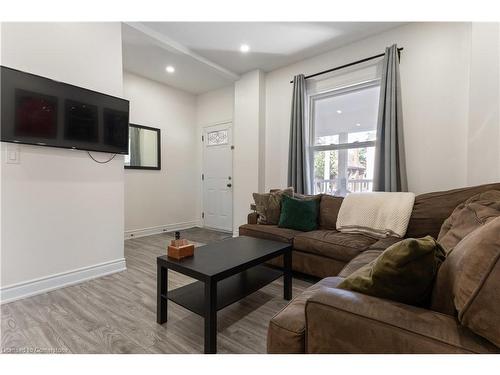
[289,47,403,83]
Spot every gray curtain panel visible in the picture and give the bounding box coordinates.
[373,44,408,192]
[288,74,310,194]
[130,127,142,166]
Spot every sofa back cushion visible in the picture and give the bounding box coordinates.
[437,190,500,253]
[431,217,500,347]
[293,193,322,200]
[406,183,500,239]
[319,195,343,230]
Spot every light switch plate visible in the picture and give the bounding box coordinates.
[5,143,20,164]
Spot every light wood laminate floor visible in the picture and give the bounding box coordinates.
[1,229,312,354]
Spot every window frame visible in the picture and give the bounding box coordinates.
[308,79,380,193]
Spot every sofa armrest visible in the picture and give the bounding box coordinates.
[305,287,498,354]
[248,212,259,224]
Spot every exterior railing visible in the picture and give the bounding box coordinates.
[314,178,373,195]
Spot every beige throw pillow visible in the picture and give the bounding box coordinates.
[252,188,293,225]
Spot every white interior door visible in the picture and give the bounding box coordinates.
[203,123,233,232]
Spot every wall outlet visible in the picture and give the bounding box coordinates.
[6,143,20,164]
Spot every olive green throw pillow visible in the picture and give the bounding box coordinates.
[338,236,446,306]
[278,194,319,231]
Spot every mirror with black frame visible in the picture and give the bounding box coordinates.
[124,124,161,170]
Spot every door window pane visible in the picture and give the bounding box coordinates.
[207,130,228,146]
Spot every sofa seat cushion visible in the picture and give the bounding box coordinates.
[267,277,343,353]
[367,237,403,251]
[337,237,402,277]
[238,224,300,243]
[338,250,382,278]
[293,230,377,262]
[267,251,347,279]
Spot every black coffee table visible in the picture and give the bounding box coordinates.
[156,236,292,354]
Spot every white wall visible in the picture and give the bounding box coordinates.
[265,22,484,194]
[467,23,500,185]
[123,22,498,242]
[196,86,234,127]
[123,72,199,236]
[195,85,235,222]
[1,23,125,294]
[258,71,267,193]
[233,70,265,234]
[195,75,266,235]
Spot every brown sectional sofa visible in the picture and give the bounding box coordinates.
[238,183,500,353]
[240,194,394,278]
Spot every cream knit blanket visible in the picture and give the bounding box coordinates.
[336,192,415,238]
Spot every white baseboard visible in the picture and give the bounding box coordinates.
[0,258,126,305]
[124,220,202,240]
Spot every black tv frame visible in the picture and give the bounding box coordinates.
[1,65,130,154]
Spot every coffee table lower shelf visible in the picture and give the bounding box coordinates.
[164,265,282,316]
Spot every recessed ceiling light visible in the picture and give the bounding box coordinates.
[165,65,175,73]
[356,123,361,127]
[336,110,342,114]
[240,44,250,53]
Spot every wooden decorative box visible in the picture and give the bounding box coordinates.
[167,239,194,260]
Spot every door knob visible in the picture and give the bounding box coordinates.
[227,183,232,188]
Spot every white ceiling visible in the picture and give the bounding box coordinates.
[122,24,236,95]
[122,22,403,94]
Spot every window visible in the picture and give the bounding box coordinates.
[207,129,228,146]
[310,81,380,195]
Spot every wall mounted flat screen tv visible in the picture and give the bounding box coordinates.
[1,66,129,154]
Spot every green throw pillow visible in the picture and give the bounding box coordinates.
[278,194,319,231]
[338,236,446,306]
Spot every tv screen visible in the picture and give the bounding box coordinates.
[1,66,129,154]
[15,89,58,139]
